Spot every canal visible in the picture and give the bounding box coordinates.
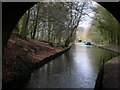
[24,43,118,88]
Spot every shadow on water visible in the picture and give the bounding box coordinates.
[23,43,118,88]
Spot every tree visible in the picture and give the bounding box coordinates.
[14,2,95,47]
[92,5,120,45]
[32,3,41,39]
[20,10,30,40]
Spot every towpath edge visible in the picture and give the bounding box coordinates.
[94,45,120,89]
[33,46,71,69]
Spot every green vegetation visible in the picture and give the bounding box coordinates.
[86,5,120,45]
[13,2,119,46]
[13,2,94,47]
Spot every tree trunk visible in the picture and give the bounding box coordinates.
[64,3,85,47]
[20,10,30,40]
[32,4,40,39]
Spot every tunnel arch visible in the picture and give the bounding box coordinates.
[2,2,119,53]
[2,2,37,52]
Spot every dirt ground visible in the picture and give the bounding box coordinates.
[2,34,63,84]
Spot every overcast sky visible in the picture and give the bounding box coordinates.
[78,13,93,29]
[78,1,98,29]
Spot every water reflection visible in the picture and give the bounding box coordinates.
[24,43,118,88]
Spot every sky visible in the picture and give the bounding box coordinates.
[78,1,98,29]
[78,13,94,29]
[79,17,92,29]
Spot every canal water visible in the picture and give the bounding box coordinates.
[24,43,118,88]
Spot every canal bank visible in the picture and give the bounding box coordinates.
[2,34,72,88]
[94,45,120,54]
[102,56,120,88]
[33,47,71,69]
[94,45,120,89]
[101,46,120,88]
[3,46,71,88]
[23,43,118,88]
[4,42,119,88]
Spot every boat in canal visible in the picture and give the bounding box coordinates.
[85,41,92,45]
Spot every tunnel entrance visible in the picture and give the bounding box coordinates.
[2,1,120,88]
[2,2,120,52]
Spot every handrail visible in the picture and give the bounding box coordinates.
[94,58,104,90]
